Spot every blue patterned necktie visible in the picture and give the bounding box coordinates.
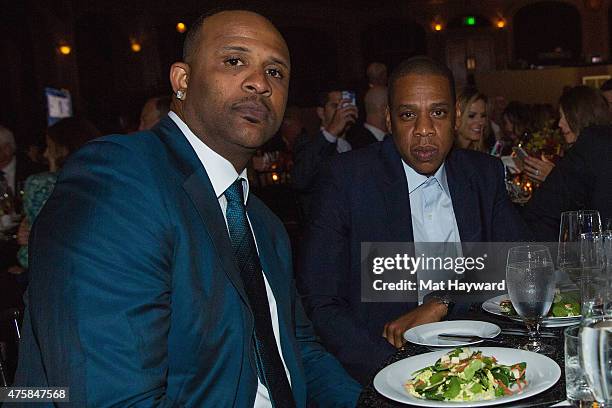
[224,179,295,407]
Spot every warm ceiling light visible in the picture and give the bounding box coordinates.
[434,23,443,32]
[58,45,71,55]
[496,18,506,28]
[176,22,187,33]
[131,41,142,53]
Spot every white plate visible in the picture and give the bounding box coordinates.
[482,294,581,328]
[373,347,561,407]
[404,320,501,347]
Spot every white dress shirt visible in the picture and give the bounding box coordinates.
[402,161,462,303]
[363,123,387,142]
[169,112,291,408]
[1,156,16,192]
[321,127,352,153]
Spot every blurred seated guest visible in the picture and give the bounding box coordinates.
[0,125,45,199]
[138,95,171,131]
[25,142,44,165]
[524,125,612,241]
[297,56,531,385]
[500,101,531,153]
[261,106,304,154]
[524,85,612,183]
[15,117,101,271]
[600,78,612,107]
[347,86,389,150]
[488,95,507,149]
[291,86,358,217]
[366,62,387,88]
[454,87,490,153]
[0,125,45,309]
[252,107,305,177]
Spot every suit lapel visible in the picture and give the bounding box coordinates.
[445,150,481,242]
[152,117,249,305]
[380,138,414,242]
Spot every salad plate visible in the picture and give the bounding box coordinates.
[404,321,501,347]
[373,347,560,407]
[482,294,581,328]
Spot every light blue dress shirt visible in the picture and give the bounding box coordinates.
[402,161,462,302]
[403,162,461,243]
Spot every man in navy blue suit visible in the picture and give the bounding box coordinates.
[297,57,530,385]
[11,9,360,407]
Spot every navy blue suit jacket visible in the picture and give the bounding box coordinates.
[11,117,361,407]
[297,137,531,385]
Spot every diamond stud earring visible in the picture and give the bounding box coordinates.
[176,89,186,100]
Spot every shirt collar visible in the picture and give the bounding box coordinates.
[168,111,249,204]
[402,160,451,198]
[363,123,386,142]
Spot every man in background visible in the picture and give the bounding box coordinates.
[12,9,360,407]
[291,87,358,217]
[138,95,171,131]
[366,62,387,88]
[348,86,388,149]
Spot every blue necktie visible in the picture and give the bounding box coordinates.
[224,179,295,407]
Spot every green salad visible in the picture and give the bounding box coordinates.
[405,348,527,402]
[500,290,580,317]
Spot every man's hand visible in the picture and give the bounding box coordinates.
[325,100,358,138]
[382,300,448,348]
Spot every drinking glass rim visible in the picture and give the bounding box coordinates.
[564,324,581,339]
[508,244,551,253]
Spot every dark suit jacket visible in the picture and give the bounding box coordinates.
[523,125,612,241]
[11,117,361,407]
[291,130,338,219]
[346,123,382,150]
[296,137,531,385]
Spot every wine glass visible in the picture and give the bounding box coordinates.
[579,318,612,406]
[506,245,556,353]
[558,211,581,284]
[581,231,607,321]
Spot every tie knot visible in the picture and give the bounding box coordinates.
[224,178,245,205]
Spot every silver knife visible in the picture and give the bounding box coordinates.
[438,333,504,343]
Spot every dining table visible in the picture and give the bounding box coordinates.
[358,303,569,408]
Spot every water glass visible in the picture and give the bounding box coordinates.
[579,210,602,238]
[506,245,556,353]
[579,318,612,406]
[565,325,595,407]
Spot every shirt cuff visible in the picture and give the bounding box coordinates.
[321,128,352,153]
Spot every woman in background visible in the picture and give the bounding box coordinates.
[523,85,611,182]
[454,88,491,153]
[15,117,100,270]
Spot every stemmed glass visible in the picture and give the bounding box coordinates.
[580,231,606,321]
[506,245,556,353]
[558,211,581,284]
